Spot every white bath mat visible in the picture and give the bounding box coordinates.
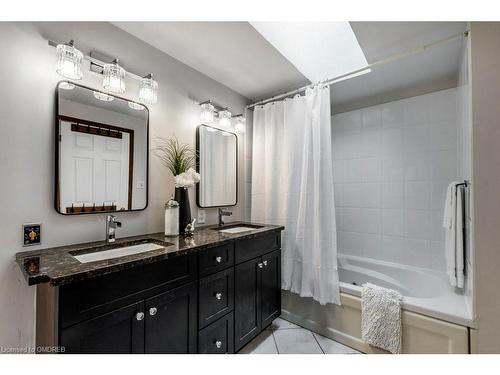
[361,282,403,354]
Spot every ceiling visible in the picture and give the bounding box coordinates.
[112,22,308,101]
[113,21,468,112]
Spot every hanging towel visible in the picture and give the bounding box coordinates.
[361,283,403,354]
[443,181,465,288]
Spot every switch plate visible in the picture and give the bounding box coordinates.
[23,223,41,247]
[197,210,206,224]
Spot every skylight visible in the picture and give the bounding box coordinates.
[250,22,369,83]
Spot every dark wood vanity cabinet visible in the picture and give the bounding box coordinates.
[41,230,282,354]
[234,249,281,351]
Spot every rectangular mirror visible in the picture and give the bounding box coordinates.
[196,124,237,208]
[55,81,148,215]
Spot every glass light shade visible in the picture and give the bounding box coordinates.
[56,43,83,80]
[128,101,145,111]
[218,109,232,128]
[200,102,215,123]
[103,61,126,93]
[234,116,246,133]
[93,91,114,102]
[139,75,158,104]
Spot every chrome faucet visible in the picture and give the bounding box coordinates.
[218,208,232,226]
[106,215,122,244]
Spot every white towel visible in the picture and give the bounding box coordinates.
[361,283,403,354]
[443,181,465,288]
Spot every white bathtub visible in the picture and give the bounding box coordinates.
[281,255,474,353]
[338,255,474,327]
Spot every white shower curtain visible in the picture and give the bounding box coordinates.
[251,85,340,305]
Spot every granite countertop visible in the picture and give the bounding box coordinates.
[15,222,284,287]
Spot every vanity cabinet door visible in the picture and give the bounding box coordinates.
[261,250,281,329]
[60,301,145,354]
[234,257,262,352]
[144,281,197,353]
[198,312,234,354]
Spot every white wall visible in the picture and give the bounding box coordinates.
[0,22,249,349]
[332,88,461,271]
[469,22,500,353]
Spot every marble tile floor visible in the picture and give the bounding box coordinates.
[238,317,361,354]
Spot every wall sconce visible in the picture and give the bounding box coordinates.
[139,74,158,104]
[218,109,232,128]
[234,114,246,133]
[49,39,159,105]
[199,101,215,123]
[103,59,126,94]
[55,40,83,80]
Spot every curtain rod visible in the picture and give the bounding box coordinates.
[246,30,469,110]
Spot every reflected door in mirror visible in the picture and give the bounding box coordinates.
[56,81,148,214]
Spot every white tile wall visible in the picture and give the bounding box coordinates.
[333,88,460,271]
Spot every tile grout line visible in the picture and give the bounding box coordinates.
[311,332,325,354]
[271,328,280,354]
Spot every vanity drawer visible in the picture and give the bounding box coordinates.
[60,253,197,328]
[199,268,234,329]
[198,312,234,354]
[198,243,234,277]
[234,231,281,264]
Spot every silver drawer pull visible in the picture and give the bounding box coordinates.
[215,340,222,349]
[258,262,263,269]
[263,261,268,267]
[215,292,223,300]
[215,256,222,263]
[149,307,157,316]
[136,312,145,321]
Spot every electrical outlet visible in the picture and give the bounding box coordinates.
[197,210,206,224]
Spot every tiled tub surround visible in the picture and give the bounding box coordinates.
[332,88,463,271]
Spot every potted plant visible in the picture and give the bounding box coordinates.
[155,137,200,233]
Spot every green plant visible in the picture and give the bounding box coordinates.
[154,137,196,176]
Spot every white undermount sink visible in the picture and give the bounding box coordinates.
[73,243,164,263]
[218,226,258,234]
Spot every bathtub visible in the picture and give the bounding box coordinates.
[281,255,474,353]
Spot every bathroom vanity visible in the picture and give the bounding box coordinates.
[16,223,284,353]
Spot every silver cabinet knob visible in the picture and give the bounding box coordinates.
[215,292,222,300]
[258,262,263,269]
[149,307,157,316]
[215,256,222,263]
[263,261,268,267]
[136,312,145,321]
[215,340,222,349]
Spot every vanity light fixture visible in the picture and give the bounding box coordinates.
[102,59,126,94]
[128,101,145,110]
[218,109,232,128]
[55,40,83,80]
[139,74,158,104]
[50,39,160,105]
[200,101,215,123]
[234,114,246,133]
[93,91,114,102]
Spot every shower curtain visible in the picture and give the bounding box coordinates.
[251,85,340,305]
